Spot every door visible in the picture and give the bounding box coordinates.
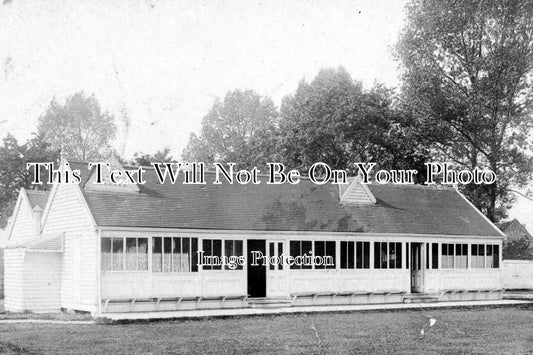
[410,243,424,293]
[267,241,288,297]
[247,239,266,298]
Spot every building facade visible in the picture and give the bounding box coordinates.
[4,159,505,314]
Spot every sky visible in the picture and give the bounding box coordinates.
[0,0,407,158]
[0,0,531,229]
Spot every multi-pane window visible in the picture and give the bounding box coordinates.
[454,244,468,269]
[471,244,484,268]
[126,238,149,271]
[269,242,284,271]
[289,240,312,269]
[224,239,244,270]
[440,243,468,269]
[152,237,198,273]
[374,242,402,269]
[340,241,370,269]
[355,242,370,269]
[313,241,336,269]
[173,237,198,272]
[202,239,222,270]
[441,243,454,268]
[101,237,148,271]
[341,241,355,269]
[201,239,243,271]
[472,244,499,269]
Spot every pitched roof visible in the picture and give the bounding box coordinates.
[78,165,502,237]
[500,218,533,240]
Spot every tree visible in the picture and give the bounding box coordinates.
[503,236,533,260]
[182,89,279,170]
[38,92,117,161]
[132,148,175,166]
[276,67,428,179]
[0,133,59,228]
[397,0,533,221]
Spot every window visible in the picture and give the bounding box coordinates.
[172,237,198,272]
[200,239,243,271]
[313,241,335,269]
[153,237,198,273]
[112,238,123,270]
[102,238,112,271]
[426,243,430,269]
[441,243,454,268]
[101,237,148,271]
[340,241,370,269]
[152,237,172,272]
[454,244,468,269]
[289,240,312,269]
[224,239,244,270]
[269,242,284,271]
[406,242,409,269]
[426,243,439,269]
[471,244,485,268]
[374,242,402,269]
[431,243,439,269]
[472,244,499,269]
[356,242,370,268]
[202,239,222,270]
[340,241,354,269]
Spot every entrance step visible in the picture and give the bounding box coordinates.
[403,293,440,303]
[248,297,293,309]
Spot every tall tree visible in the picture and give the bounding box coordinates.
[182,89,279,169]
[0,133,59,228]
[277,67,428,178]
[397,0,533,221]
[38,92,117,161]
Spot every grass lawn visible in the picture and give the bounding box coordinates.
[0,305,531,354]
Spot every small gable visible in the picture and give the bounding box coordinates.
[339,177,376,204]
[6,188,46,243]
[84,156,140,193]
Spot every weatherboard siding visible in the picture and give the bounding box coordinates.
[9,196,36,243]
[502,260,533,289]
[4,249,25,312]
[23,253,62,312]
[41,183,98,312]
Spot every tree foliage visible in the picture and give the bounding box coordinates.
[0,133,59,228]
[182,89,279,169]
[503,236,533,260]
[276,67,428,179]
[38,92,117,161]
[397,0,533,221]
[132,148,175,166]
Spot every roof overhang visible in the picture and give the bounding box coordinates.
[96,225,504,240]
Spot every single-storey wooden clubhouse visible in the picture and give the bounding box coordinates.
[4,159,505,314]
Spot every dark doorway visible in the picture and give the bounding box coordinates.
[247,239,266,298]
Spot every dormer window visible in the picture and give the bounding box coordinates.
[339,177,376,204]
